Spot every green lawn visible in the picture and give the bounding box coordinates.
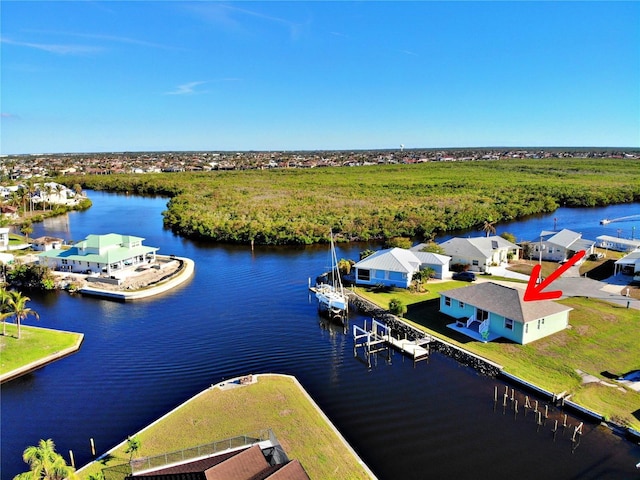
[356,282,640,430]
[78,375,373,480]
[0,323,83,376]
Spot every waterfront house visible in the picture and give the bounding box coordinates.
[38,233,158,275]
[529,229,595,263]
[437,236,520,273]
[124,435,309,480]
[352,248,451,288]
[439,282,572,344]
[596,235,640,253]
[613,248,640,276]
[31,236,64,252]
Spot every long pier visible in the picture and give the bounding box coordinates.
[353,319,432,367]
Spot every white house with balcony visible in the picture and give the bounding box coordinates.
[38,233,158,275]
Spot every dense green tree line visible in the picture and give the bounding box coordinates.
[64,158,640,245]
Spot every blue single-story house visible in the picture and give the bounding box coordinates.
[353,247,451,288]
[439,282,572,344]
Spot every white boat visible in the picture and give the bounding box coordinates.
[315,232,348,316]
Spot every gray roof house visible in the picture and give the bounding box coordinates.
[529,229,595,263]
[440,282,572,344]
[353,247,451,288]
[438,236,520,273]
[613,248,640,276]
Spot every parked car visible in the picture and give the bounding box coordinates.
[452,271,476,282]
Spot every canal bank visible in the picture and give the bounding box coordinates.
[78,256,195,300]
[4,192,640,480]
[348,290,640,442]
[76,374,376,480]
[0,326,84,384]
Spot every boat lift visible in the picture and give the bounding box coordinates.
[353,319,431,368]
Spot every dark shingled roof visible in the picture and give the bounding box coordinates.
[440,282,572,323]
[129,445,309,480]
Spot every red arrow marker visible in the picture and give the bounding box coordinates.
[523,250,586,302]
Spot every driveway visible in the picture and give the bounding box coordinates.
[484,265,640,310]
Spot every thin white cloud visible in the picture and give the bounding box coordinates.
[1,113,21,120]
[185,3,307,39]
[164,81,208,96]
[0,36,103,55]
[24,30,180,51]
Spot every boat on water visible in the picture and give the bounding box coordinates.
[315,232,349,319]
[600,219,611,225]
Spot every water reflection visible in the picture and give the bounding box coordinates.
[2,192,639,480]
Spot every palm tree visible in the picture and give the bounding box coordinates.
[45,184,55,211]
[20,222,33,244]
[0,288,12,336]
[14,438,73,480]
[7,290,39,339]
[482,220,497,237]
[25,179,37,213]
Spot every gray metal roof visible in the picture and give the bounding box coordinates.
[440,282,572,323]
[438,236,519,259]
[355,248,421,273]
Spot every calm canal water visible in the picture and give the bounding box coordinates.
[2,192,639,480]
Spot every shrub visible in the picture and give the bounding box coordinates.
[388,298,407,317]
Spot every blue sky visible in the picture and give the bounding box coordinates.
[1,1,639,154]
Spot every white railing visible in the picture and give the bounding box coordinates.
[479,319,490,338]
[466,315,475,328]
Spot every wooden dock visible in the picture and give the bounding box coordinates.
[353,319,431,366]
[383,334,430,360]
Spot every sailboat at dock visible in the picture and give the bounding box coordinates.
[314,232,349,318]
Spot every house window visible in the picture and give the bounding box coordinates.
[525,324,529,334]
[505,318,514,330]
[459,301,465,308]
[476,309,489,321]
[472,260,479,266]
[444,296,451,307]
[357,269,370,281]
[61,259,68,265]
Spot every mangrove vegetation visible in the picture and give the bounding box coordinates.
[69,158,640,245]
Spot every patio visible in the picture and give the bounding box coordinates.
[446,321,502,343]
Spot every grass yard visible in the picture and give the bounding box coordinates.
[78,375,372,480]
[355,283,640,430]
[0,323,83,376]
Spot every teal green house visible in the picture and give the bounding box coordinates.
[439,282,572,344]
[38,233,158,276]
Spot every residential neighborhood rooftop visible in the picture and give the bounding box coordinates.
[440,282,572,324]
